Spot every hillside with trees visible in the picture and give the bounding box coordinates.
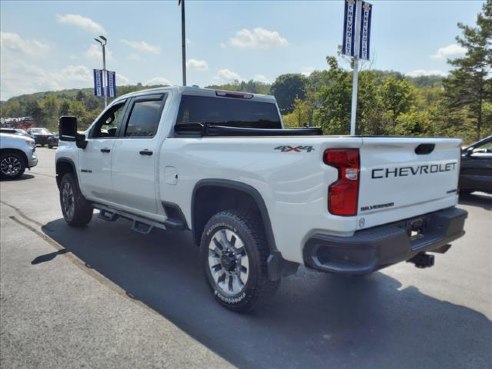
[1,1,490,143]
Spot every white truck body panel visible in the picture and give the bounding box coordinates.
[55,86,464,265]
[158,136,460,263]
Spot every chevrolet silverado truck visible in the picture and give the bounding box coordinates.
[55,86,467,312]
[1,131,38,179]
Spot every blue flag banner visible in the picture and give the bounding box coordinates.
[93,69,104,97]
[359,1,372,60]
[107,71,116,98]
[342,0,356,57]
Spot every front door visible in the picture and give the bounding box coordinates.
[78,100,127,204]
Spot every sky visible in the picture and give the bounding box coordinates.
[0,0,485,100]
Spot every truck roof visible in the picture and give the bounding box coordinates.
[115,86,276,104]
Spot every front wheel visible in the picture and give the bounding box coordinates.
[201,210,279,312]
[60,173,93,226]
[0,152,26,179]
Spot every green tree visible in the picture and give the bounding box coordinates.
[379,76,415,128]
[60,100,71,116]
[270,74,307,114]
[314,57,352,134]
[283,97,312,127]
[443,0,492,140]
[394,111,434,136]
[25,100,44,126]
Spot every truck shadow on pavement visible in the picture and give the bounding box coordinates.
[41,217,492,369]
[459,192,492,210]
[0,174,35,182]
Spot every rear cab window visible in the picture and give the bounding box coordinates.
[176,95,282,129]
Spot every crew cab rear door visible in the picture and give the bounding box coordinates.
[111,94,167,215]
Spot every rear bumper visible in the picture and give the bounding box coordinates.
[34,136,50,145]
[303,207,467,274]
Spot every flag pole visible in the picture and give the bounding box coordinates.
[350,0,362,136]
[179,0,187,86]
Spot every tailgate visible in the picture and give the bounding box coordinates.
[358,137,461,227]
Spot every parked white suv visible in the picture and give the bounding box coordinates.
[0,132,38,179]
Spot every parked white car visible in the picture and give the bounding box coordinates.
[0,132,38,179]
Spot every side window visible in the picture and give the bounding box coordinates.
[124,97,165,137]
[472,141,492,154]
[91,101,126,138]
[471,140,492,158]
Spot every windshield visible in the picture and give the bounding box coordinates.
[31,128,51,134]
[177,95,282,129]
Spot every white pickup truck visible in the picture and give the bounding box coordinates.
[55,86,467,312]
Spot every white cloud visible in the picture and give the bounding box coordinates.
[1,61,95,99]
[186,38,192,45]
[128,53,141,61]
[0,31,126,99]
[431,43,466,59]
[406,69,448,77]
[301,66,315,77]
[186,59,209,71]
[1,32,53,99]
[220,42,227,49]
[216,69,244,83]
[59,65,92,82]
[85,44,114,61]
[56,14,105,34]
[253,74,270,83]
[229,27,288,48]
[116,73,131,85]
[0,32,49,55]
[121,39,160,54]
[144,77,170,86]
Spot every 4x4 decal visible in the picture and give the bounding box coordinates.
[275,145,315,153]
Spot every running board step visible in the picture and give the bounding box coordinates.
[163,218,186,230]
[131,220,153,235]
[93,204,167,234]
[98,209,119,222]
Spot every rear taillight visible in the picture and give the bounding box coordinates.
[324,149,360,216]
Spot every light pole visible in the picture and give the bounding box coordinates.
[95,35,108,107]
[178,0,186,86]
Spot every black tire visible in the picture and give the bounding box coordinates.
[48,143,53,149]
[0,152,26,179]
[59,173,93,226]
[200,210,280,312]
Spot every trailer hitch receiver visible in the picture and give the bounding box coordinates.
[408,252,435,269]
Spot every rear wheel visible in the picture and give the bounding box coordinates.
[0,152,26,179]
[201,210,279,312]
[60,173,93,226]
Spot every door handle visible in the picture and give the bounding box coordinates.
[139,150,153,156]
[101,148,111,153]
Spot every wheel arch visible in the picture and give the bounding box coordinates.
[191,179,278,254]
[56,158,77,189]
[0,148,28,167]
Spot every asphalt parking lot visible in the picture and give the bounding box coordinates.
[1,148,491,369]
